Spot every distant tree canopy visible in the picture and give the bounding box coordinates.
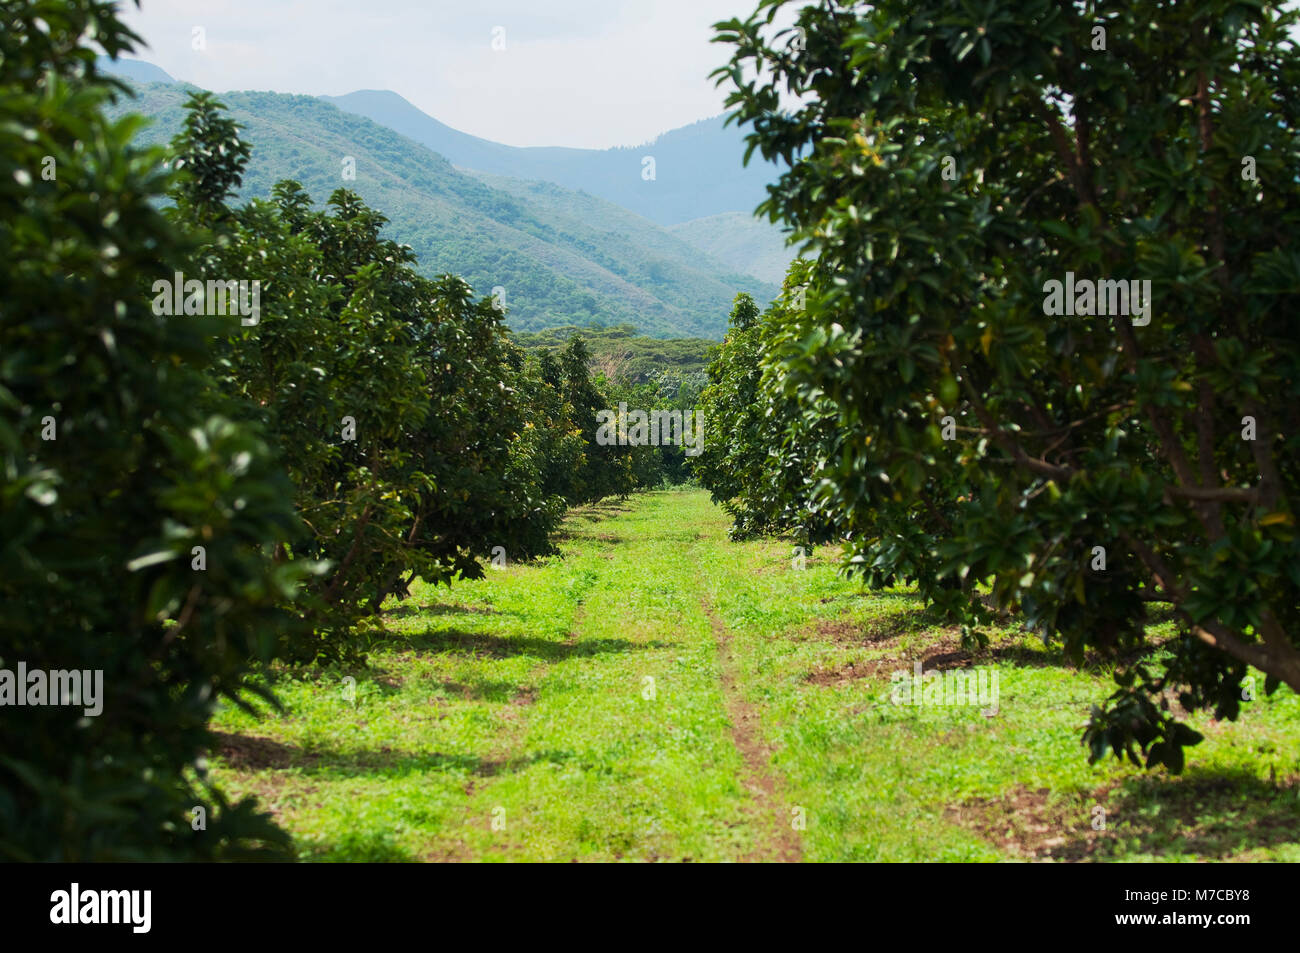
[514,324,720,383]
[713,0,1300,770]
[696,277,842,545]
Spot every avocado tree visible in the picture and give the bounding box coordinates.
[382,275,568,598]
[715,0,1300,768]
[560,336,637,502]
[169,95,577,653]
[169,98,430,656]
[0,1,307,858]
[696,274,844,545]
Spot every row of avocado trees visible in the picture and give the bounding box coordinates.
[697,0,1300,773]
[0,3,688,860]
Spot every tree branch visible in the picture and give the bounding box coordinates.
[1123,531,1300,692]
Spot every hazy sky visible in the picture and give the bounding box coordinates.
[117,0,785,149]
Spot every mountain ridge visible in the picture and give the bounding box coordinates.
[321,88,785,227]
[97,56,176,84]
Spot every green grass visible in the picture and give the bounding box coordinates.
[209,489,1300,861]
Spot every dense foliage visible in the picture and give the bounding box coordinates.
[0,0,687,859]
[713,0,1300,769]
[696,271,842,545]
[514,324,719,382]
[168,91,668,657]
[0,0,305,859]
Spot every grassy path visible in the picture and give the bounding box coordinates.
[211,489,1300,861]
[705,600,803,862]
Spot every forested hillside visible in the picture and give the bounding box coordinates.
[323,89,784,226]
[668,211,795,285]
[107,82,775,337]
[465,169,780,299]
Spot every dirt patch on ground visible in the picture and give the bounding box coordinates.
[804,625,1061,688]
[370,669,404,689]
[812,619,872,644]
[947,773,1300,861]
[921,637,1063,673]
[803,656,902,686]
[946,785,1103,860]
[918,632,968,671]
[704,600,802,863]
[210,730,317,771]
[809,608,954,648]
[491,686,539,726]
[564,603,587,647]
[804,630,967,686]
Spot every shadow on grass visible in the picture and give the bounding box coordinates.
[434,678,535,703]
[812,605,947,645]
[1097,769,1300,859]
[822,600,1176,676]
[306,830,420,863]
[211,729,577,782]
[869,605,950,636]
[951,768,1300,861]
[381,602,509,620]
[921,642,1065,672]
[922,634,1176,676]
[310,667,535,703]
[389,627,678,662]
[855,589,925,602]
[575,499,634,516]
[551,500,635,538]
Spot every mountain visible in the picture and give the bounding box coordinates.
[669,212,797,286]
[97,56,176,84]
[108,82,777,338]
[321,90,784,228]
[463,168,784,304]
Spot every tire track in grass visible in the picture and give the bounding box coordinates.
[704,600,802,863]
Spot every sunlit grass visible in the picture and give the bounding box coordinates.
[209,489,1300,861]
